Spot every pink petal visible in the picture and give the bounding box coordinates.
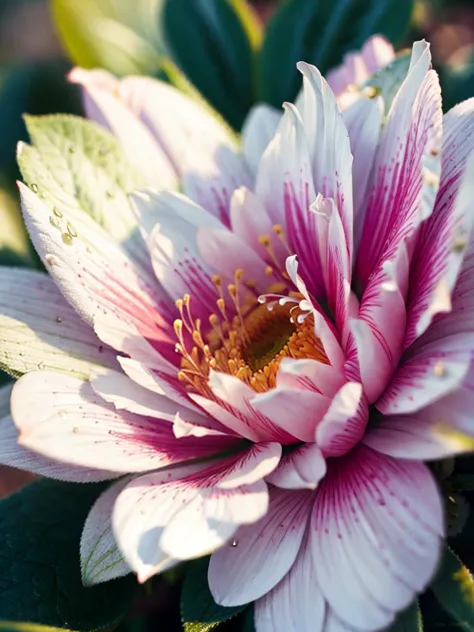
[343,96,383,251]
[254,537,325,631]
[267,443,326,490]
[69,68,177,189]
[19,184,172,346]
[90,368,209,425]
[0,267,118,378]
[81,476,132,585]
[251,388,332,442]
[12,371,231,472]
[316,382,368,457]
[209,487,313,606]
[326,35,395,101]
[276,357,345,396]
[113,452,272,582]
[364,414,474,460]
[0,413,118,482]
[405,102,474,345]
[311,445,443,631]
[242,104,281,175]
[356,42,443,289]
[296,62,354,257]
[377,333,472,415]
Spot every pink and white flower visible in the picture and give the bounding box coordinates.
[2,36,474,630]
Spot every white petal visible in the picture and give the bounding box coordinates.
[242,104,281,174]
[209,487,313,606]
[267,443,326,490]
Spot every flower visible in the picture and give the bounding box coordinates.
[1,36,474,631]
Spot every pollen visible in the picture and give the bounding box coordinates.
[174,281,328,395]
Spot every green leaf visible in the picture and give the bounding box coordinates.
[440,52,474,113]
[431,545,474,630]
[0,479,137,629]
[17,114,142,248]
[361,51,411,113]
[389,601,423,631]
[51,0,168,76]
[181,557,246,632]
[163,0,261,130]
[259,0,414,107]
[0,622,77,632]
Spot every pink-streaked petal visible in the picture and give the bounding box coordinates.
[182,145,252,228]
[12,371,232,473]
[0,267,118,378]
[113,455,270,582]
[206,370,294,443]
[343,95,384,251]
[356,42,443,288]
[216,442,282,489]
[255,105,321,295]
[117,75,236,178]
[405,107,474,345]
[364,414,474,460]
[81,476,132,586]
[267,443,326,490]
[316,382,368,457]
[311,445,443,631]
[19,184,172,346]
[251,388,332,442]
[296,62,354,257]
[229,187,286,263]
[69,68,178,189]
[310,194,351,334]
[90,368,209,425]
[326,35,395,101]
[242,104,281,175]
[377,333,472,415]
[254,537,325,632]
[209,487,313,606]
[0,413,119,482]
[276,358,345,396]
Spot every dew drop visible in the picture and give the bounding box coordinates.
[69,146,76,154]
[31,183,39,193]
[45,254,55,265]
[56,316,63,323]
[106,189,115,199]
[53,207,63,218]
[67,221,78,237]
[49,216,61,229]
[231,540,238,548]
[61,232,73,245]
[72,426,79,433]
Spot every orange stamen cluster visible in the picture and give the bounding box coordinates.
[174,270,327,395]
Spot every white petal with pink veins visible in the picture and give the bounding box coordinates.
[255,105,321,293]
[406,139,474,346]
[117,75,236,177]
[343,95,383,251]
[12,371,228,472]
[296,62,354,255]
[242,104,281,175]
[90,369,209,425]
[216,443,281,489]
[276,358,344,396]
[19,184,168,340]
[0,413,119,482]
[209,487,313,606]
[316,382,368,457]
[81,476,132,586]
[377,333,472,415]
[267,443,326,490]
[254,537,325,632]
[364,414,474,460]
[113,455,270,581]
[251,388,332,442]
[69,68,178,189]
[311,445,443,631]
[0,268,118,379]
[356,42,442,287]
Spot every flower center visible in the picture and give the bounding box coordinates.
[174,287,327,395]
